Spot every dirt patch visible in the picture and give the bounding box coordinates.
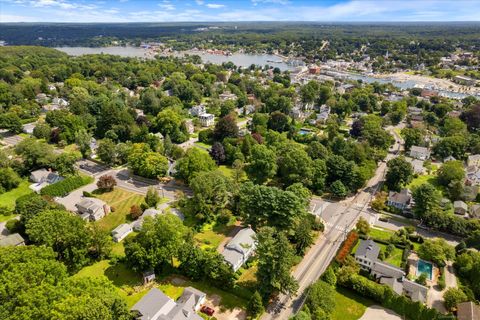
[204,294,246,320]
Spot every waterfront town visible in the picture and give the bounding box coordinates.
[1,5,480,320]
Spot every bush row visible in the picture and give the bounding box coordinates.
[41,175,94,197]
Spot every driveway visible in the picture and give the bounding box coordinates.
[55,180,98,212]
[0,131,24,146]
[359,305,402,320]
[427,261,457,313]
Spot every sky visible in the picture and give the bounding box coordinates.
[1,0,480,23]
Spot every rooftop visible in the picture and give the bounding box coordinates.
[355,239,380,261]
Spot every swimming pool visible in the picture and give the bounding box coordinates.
[417,260,433,280]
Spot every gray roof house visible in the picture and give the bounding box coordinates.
[457,301,480,320]
[76,197,110,221]
[471,204,480,219]
[131,287,205,320]
[409,146,431,161]
[371,261,406,279]
[29,169,64,193]
[403,279,428,303]
[355,239,380,270]
[454,201,469,215]
[406,158,426,175]
[221,227,256,272]
[387,189,412,211]
[112,223,133,242]
[0,233,25,247]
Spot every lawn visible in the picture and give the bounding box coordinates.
[0,180,33,210]
[369,227,394,242]
[331,287,373,320]
[194,221,236,250]
[381,244,404,267]
[407,174,440,191]
[94,187,144,232]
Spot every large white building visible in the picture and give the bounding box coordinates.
[199,113,214,127]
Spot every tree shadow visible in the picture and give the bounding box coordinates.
[104,261,142,288]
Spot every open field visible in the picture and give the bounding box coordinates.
[194,221,236,250]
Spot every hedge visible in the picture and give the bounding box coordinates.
[338,272,447,320]
[40,175,94,197]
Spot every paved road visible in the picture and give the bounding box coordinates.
[261,123,404,320]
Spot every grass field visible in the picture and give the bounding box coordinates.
[0,180,32,210]
[369,227,394,242]
[94,187,144,232]
[194,142,212,150]
[331,287,373,320]
[407,174,440,191]
[194,221,236,250]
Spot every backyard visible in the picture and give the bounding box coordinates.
[93,187,145,231]
[0,180,32,211]
[194,220,237,250]
[331,287,373,320]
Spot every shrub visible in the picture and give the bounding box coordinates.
[82,191,92,197]
[40,175,93,197]
[336,231,359,263]
[130,205,142,220]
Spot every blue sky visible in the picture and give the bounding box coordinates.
[1,0,480,22]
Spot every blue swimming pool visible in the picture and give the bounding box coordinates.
[417,260,433,280]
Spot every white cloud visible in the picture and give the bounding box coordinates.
[206,3,224,9]
[195,0,204,5]
[158,1,175,11]
[252,0,290,6]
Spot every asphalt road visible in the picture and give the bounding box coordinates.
[261,123,404,320]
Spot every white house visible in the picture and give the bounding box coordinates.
[467,154,480,168]
[221,227,256,272]
[112,223,133,242]
[199,113,214,127]
[189,104,207,117]
[354,239,380,271]
[29,169,64,193]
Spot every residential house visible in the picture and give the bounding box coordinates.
[199,113,215,127]
[189,104,207,117]
[76,198,110,221]
[22,123,36,135]
[355,241,428,304]
[457,301,480,320]
[0,233,25,247]
[132,207,163,231]
[454,201,469,215]
[308,65,321,74]
[219,92,237,101]
[470,204,480,219]
[316,105,331,124]
[130,287,205,320]
[112,223,133,242]
[407,106,423,115]
[237,104,256,116]
[410,114,424,122]
[52,97,69,107]
[221,227,256,272]
[410,146,431,161]
[406,158,426,175]
[468,155,480,168]
[142,270,156,284]
[354,239,380,271]
[444,156,456,163]
[454,75,477,86]
[35,93,49,104]
[387,189,412,211]
[29,169,64,193]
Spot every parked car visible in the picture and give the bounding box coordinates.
[379,216,389,222]
[200,306,215,316]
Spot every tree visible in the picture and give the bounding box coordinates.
[247,291,264,317]
[401,127,423,151]
[371,191,388,211]
[437,160,465,187]
[418,238,455,267]
[0,112,22,133]
[267,111,290,132]
[415,273,428,285]
[130,205,142,220]
[15,138,56,170]
[305,280,336,316]
[356,217,370,235]
[145,186,160,208]
[97,139,117,166]
[321,267,337,286]
[213,114,238,141]
[0,167,21,193]
[209,142,226,164]
[188,170,231,222]
[75,129,92,158]
[412,183,442,219]
[88,224,113,260]
[25,209,92,272]
[125,214,190,272]
[292,216,314,255]
[155,108,188,143]
[174,148,216,184]
[239,182,306,231]
[33,123,52,140]
[461,104,480,132]
[443,288,468,311]
[128,144,169,179]
[255,227,298,297]
[245,144,277,184]
[277,142,314,187]
[54,153,77,176]
[97,175,116,191]
[433,135,468,159]
[330,180,347,198]
[385,157,413,191]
